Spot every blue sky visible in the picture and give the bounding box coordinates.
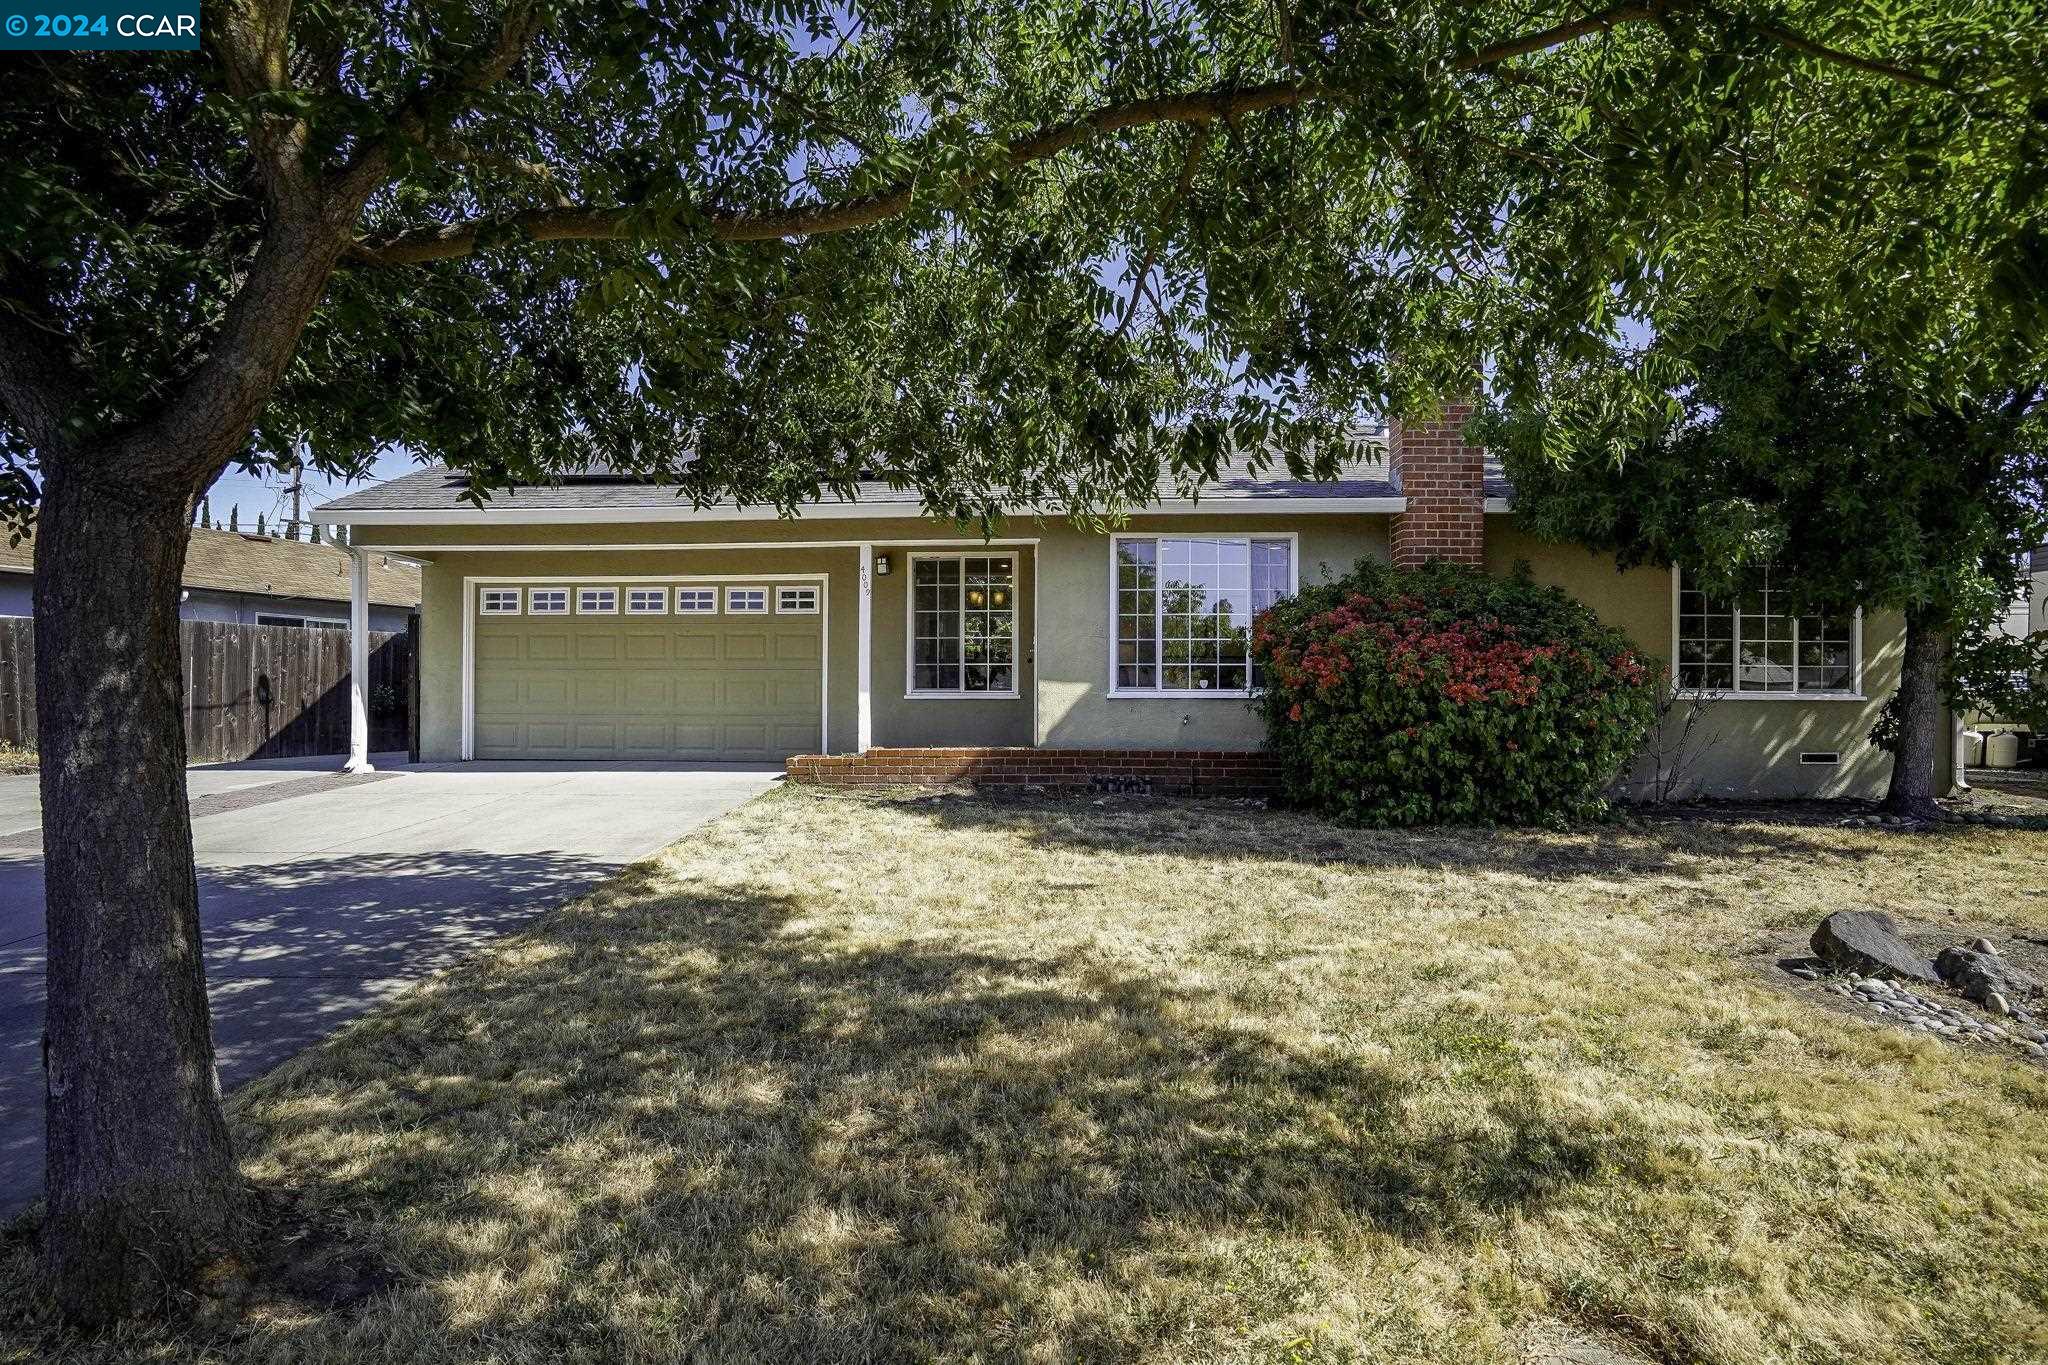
[202,447,424,530]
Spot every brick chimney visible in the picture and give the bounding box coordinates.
[1388,401,1486,568]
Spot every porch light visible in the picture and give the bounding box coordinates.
[874,553,892,576]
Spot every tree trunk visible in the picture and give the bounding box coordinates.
[1884,607,1950,820]
[34,464,240,1324]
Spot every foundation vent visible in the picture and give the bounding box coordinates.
[1799,751,1842,766]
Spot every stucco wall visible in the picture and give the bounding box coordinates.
[1032,513,1390,749]
[1486,522,1942,800]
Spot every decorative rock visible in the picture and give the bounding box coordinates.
[1988,992,2013,1016]
[1971,937,1999,955]
[1934,947,2044,1007]
[1812,911,1941,984]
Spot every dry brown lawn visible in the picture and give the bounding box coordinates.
[7,786,2048,1364]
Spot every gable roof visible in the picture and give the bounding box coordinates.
[0,528,420,608]
[316,438,1411,524]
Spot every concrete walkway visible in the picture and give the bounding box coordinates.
[0,755,780,1213]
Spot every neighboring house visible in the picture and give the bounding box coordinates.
[315,408,1951,799]
[0,527,419,631]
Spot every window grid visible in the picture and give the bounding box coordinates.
[1677,568,1856,695]
[527,588,569,615]
[577,587,619,614]
[675,587,717,613]
[625,588,668,614]
[1115,537,1291,693]
[726,587,769,614]
[479,588,521,615]
[778,586,820,614]
[911,555,1016,694]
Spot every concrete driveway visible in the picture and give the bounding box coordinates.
[0,756,780,1213]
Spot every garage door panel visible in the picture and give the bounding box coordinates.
[623,675,672,708]
[774,631,820,663]
[725,678,770,708]
[526,633,572,661]
[474,582,825,761]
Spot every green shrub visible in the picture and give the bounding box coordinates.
[1249,560,1659,825]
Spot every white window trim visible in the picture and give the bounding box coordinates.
[674,587,718,614]
[576,586,620,615]
[725,586,770,614]
[624,587,669,615]
[527,587,570,615]
[1106,532,1299,700]
[1668,566,1865,702]
[904,552,1022,700]
[255,612,346,628]
[777,585,821,615]
[478,588,521,616]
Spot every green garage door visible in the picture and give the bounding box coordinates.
[472,583,824,761]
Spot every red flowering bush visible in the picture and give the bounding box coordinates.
[1251,560,1658,825]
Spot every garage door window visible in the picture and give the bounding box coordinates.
[480,588,520,615]
[578,587,619,614]
[675,587,717,613]
[528,588,569,614]
[626,588,667,614]
[778,586,820,614]
[727,587,769,614]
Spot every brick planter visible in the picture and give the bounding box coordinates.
[786,747,1279,798]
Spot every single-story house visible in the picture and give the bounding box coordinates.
[315,407,1956,798]
[0,526,419,631]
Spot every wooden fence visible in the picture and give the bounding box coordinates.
[0,617,415,764]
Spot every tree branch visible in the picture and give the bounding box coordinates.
[1746,16,1951,93]
[1115,124,1210,339]
[0,301,85,456]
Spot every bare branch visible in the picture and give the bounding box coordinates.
[1116,124,1210,339]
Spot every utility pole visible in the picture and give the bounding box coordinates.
[283,434,307,541]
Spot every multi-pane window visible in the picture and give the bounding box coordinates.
[777,585,820,614]
[479,588,520,615]
[910,555,1016,694]
[1114,537,1292,693]
[675,587,717,613]
[625,587,668,614]
[577,587,618,614]
[726,587,768,614]
[527,588,569,614]
[1677,568,1857,695]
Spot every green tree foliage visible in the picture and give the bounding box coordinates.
[1250,562,1659,824]
[0,0,2042,1321]
[1486,331,2047,812]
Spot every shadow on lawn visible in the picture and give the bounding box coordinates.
[213,865,1641,1360]
[884,787,1876,882]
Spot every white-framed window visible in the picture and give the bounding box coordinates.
[256,613,344,629]
[479,588,521,616]
[625,587,668,615]
[1676,567,1861,697]
[1111,536,1293,695]
[908,554,1017,695]
[726,587,769,614]
[527,587,570,615]
[577,587,619,614]
[777,585,820,614]
[675,587,718,614]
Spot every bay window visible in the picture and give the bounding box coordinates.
[909,555,1017,695]
[1676,567,1859,696]
[1113,535,1293,695]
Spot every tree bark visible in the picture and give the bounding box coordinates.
[1884,607,1950,819]
[34,463,240,1324]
